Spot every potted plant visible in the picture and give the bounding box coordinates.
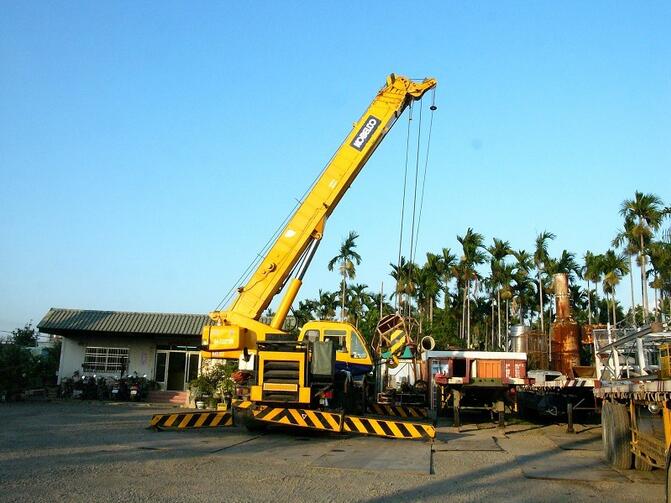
[189,374,214,409]
[208,362,236,410]
[216,373,235,410]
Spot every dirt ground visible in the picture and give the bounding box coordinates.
[0,402,664,502]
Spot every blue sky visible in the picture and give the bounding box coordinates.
[1,1,669,333]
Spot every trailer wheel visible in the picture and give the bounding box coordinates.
[602,401,614,462]
[607,402,633,470]
[453,389,461,428]
[635,455,653,471]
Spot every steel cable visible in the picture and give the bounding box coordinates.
[412,88,437,261]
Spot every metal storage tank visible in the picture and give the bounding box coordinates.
[509,324,529,353]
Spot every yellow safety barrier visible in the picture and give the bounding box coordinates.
[252,406,434,440]
[149,411,233,430]
[368,403,428,419]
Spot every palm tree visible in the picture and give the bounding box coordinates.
[620,192,665,322]
[650,274,663,322]
[487,238,511,348]
[423,252,443,324]
[451,260,468,340]
[457,228,486,347]
[315,290,338,320]
[512,249,534,325]
[582,251,603,325]
[613,219,640,326]
[327,231,362,321]
[415,262,441,333]
[366,290,393,317]
[548,250,580,280]
[534,231,556,334]
[348,283,370,328]
[649,240,671,321]
[499,262,515,348]
[389,256,416,316]
[569,283,589,322]
[439,248,458,310]
[481,275,495,349]
[599,250,630,326]
[292,298,319,328]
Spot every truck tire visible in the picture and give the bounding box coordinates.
[635,454,653,471]
[602,401,614,463]
[517,401,528,420]
[608,402,633,470]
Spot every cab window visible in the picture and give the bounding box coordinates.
[324,329,347,353]
[350,332,368,359]
[303,329,320,343]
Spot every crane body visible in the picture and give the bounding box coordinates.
[200,74,437,439]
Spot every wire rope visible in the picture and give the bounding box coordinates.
[409,99,424,266]
[395,102,414,311]
[412,88,437,261]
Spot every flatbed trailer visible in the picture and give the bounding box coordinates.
[592,324,671,501]
[425,350,528,427]
[516,373,598,432]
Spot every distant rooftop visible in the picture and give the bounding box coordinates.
[38,308,211,337]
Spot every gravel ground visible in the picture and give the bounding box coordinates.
[0,402,664,502]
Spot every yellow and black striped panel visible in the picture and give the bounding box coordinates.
[342,416,435,440]
[149,411,233,430]
[252,407,343,432]
[251,407,434,440]
[232,399,253,410]
[369,403,428,419]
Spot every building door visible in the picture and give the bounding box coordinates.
[186,352,200,385]
[167,352,187,391]
[154,347,201,391]
[155,351,169,390]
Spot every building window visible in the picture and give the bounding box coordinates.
[83,347,129,373]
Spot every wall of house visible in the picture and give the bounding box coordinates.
[58,335,156,383]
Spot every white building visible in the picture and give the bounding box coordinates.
[38,308,209,392]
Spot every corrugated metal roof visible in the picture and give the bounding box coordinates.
[37,308,211,336]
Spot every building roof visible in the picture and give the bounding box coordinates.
[38,308,211,337]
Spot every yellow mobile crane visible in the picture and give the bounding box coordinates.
[201,74,437,439]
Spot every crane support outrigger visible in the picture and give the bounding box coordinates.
[200,74,437,439]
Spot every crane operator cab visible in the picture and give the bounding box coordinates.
[297,320,374,412]
[298,320,374,377]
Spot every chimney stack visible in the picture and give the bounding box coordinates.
[554,273,571,321]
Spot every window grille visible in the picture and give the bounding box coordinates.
[83,347,129,373]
